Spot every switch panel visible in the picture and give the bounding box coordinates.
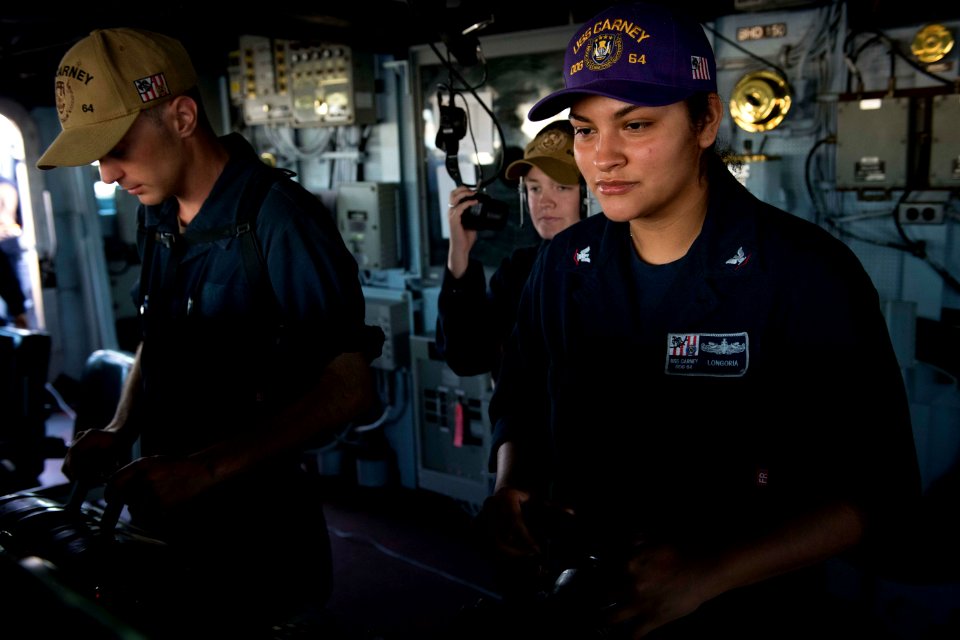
[410,334,494,508]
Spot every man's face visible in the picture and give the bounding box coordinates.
[96,105,181,206]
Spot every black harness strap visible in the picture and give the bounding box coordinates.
[228,166,296,321]
[136,165,296,324]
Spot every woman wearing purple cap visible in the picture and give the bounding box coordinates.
[478,2,920,638]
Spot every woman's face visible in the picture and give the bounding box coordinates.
[569,95,718,226]
[524,164,582,241]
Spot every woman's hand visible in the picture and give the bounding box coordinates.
[605,542,709,638]
[446,185,480,278]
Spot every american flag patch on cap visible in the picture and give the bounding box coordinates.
[135,73,170,103]
[691,56,710,80]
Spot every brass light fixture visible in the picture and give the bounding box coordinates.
[729,70,793,133]
[911,23,954,64]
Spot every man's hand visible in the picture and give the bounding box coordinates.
[61,429,129,486]
[105,455,217,526]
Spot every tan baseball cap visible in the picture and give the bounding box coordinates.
[37,28,198,170]
[504,120,580,185]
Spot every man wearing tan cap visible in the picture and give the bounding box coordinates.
[436,120,585,383]
[40,27,384,635]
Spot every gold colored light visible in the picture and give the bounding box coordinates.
[911,23,954,64]
[729,70,792,133]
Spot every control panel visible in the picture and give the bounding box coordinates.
[231,36,376,127]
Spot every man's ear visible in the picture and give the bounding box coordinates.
[168,94,198,138]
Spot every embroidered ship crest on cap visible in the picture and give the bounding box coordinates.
[534,129,567,153]
[585,34,624,71]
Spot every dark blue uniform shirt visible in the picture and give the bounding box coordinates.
[131,133,376,627]
[135,133,370,456]
[491,161,920,561]
[436,243,543,380]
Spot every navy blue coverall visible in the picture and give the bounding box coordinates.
[489,160,921,635]
[436,244,542,380]
[133,132,379,630]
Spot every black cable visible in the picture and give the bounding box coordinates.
[805,137,960,293]
[844,28,957,94]
[356,124,372,182]
[872,28,957,86]
[926,258,960,293]
[822,214,916,254]
[804,135,834,226]
[821,198,960,295]
[429,41,506,190]
[700,21,791,87]
[455,91,484,186]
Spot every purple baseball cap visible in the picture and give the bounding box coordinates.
[528,2,717,121]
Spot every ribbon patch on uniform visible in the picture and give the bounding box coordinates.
[664,332,749,376]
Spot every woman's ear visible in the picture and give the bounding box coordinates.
[699,93,724,149]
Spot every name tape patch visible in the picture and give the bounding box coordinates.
[665,332,749,377]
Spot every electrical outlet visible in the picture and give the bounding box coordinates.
[898,203,945,224]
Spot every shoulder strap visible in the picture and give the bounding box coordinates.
[135,205,165,311]
[232,166,296,320]
[136,165,296,318]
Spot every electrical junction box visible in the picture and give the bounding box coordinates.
[929,94,960,188]
[835,97,909,190]
[336,182,399,270]
[410,334,494,509]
